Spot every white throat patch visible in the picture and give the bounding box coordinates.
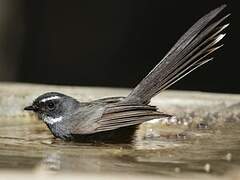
[40,96,60,103]
[43,115,63,125]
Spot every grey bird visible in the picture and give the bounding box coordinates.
[24,5,229,143]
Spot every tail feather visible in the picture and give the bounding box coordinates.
[160,57,214,92]
[124,5,229,104]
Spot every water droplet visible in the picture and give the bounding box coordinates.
[197,123,208,129]
[183,121,188,126]
[41,140,53,145]
[174,167,181,173]
[225,153,232,161]
[176,133,187,140]
[204,163,211,173]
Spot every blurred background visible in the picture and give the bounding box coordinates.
[0,0,239,93]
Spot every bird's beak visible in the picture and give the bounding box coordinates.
[24,105,36,111]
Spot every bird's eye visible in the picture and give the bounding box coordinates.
[47,101,55,110]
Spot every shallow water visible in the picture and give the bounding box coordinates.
[0,84,239,178]
[0,116,240,177]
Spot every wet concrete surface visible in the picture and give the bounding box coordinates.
[0,82,240,179]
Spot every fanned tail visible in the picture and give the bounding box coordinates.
[124,4,229,104]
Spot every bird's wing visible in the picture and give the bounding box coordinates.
[70,102,171,134]
[95,104,171,132]
[92,96,124,104]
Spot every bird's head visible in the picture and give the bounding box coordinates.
[24,92,79,125]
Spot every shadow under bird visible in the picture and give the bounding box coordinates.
[25,5,229,143]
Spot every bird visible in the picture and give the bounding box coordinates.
[24,5,229,143]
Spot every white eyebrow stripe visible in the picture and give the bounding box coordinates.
[40,96,60,102]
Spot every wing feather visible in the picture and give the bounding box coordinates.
[95,104,171,132]
[70,98,170,134]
